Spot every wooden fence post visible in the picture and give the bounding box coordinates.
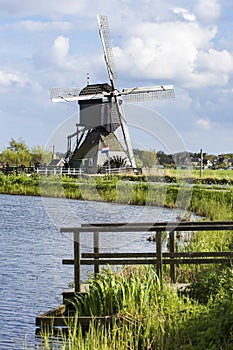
[156,231,162,278]
[94,231,99,276]
[74,230,80,292]
[169,230,176,282]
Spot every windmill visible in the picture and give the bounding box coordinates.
[50,15,175,173]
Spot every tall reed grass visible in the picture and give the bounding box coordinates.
[36,265,233,349]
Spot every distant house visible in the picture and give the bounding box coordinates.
[190,157,199,167]
[47,158,65,168]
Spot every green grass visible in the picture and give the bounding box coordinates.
[37,265,233,349]
[0,173,232,222]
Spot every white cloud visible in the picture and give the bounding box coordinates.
[173,7,196,22]
[115,20,231,88]
[53,35,70,65]
[10,20,73,32]
[195,0,221,23]
[0,0,87,16]
[33,35,77,71]
[196,118,211,129]
[190,49,233,87]
[0,70,30,87]
[197,49,233,74]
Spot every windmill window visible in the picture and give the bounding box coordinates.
[89,158,93,166]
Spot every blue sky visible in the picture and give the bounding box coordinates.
[0,0,233,155]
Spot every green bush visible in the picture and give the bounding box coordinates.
[183,266,233,304]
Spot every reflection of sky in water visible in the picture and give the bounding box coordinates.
[43,197,189,225]
[42,197,198,251]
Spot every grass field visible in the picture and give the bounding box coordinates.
[145,167,233,180]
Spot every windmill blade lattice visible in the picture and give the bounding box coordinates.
[121,85,175,102]
[109,101,121,131]
[113,97,136,168]
[50,87,108,102]
[50,88,82,102]
[97,14,117,87]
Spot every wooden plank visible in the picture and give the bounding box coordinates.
[61,221,233,233]
[63,252,233,267]
[162,258,233,265]
[82,221,233,227]
[169,231,175,282]
[62,259,74,265]
[81,259,158,265]
[82,251,233,259]
[80,258,233,265]
[169,252,233,258]
[156,232,162,278]
[94,231,99,275]
[81,221,233,229]
[74,231,80,292]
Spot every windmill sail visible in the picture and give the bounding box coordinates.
[50,87,104,102]
[109,101,121,130]
[121,85,175,102]
[97,15,117,88]
[113,97,136,168]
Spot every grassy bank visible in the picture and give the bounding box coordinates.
[38,266,233,349]
[1,173,232,214]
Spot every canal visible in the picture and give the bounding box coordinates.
[0,194,194,349]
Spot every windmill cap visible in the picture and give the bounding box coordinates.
[79,83,113,96]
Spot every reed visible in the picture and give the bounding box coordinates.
[36,265,233,349]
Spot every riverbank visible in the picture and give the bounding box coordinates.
[0,173,232,219]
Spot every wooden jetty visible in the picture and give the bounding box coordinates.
[36,220,233,331]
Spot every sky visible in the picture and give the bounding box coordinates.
[0,0,233,155]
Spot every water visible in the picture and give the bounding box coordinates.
[0,194,194,349]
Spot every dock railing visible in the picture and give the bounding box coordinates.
[61,221,233,292]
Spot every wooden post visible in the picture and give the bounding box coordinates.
[169,231,176,282]
[156,231,162,278]
[74,231,80,292]
[200,148,203,178]
[94,231,99,276]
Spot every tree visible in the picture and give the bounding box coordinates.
[0,138,52,167]
[9,138,29,152]
[0,148,17,165]
[0,138,31,166]
[134,154,142,168]
[157,151,173,166]
[141,149,157,168]
[30,145,52,166]
[133,148,157,168]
